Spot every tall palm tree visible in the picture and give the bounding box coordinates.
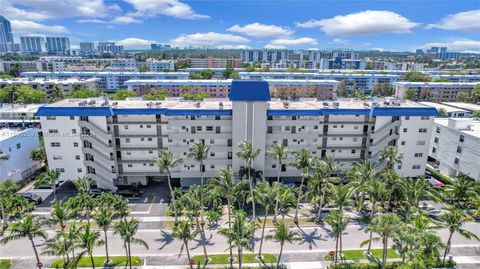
[363,179,388,253]
[187,141,210,221]
[0,214,47,269]
[381,170,405,211]
[445,173,477,208]
[330,185,352,214]
[93,207,116,264]
[73,176,92,194]
[378,146,403,171]
[0,179,17,232]
[42,233,71,267]
[154,149,183,223]
[236,140,261,219]
[66,224,81,269]
[51,202,72,233]
[290,149,313,224]
[267,144,291,222]
[325,210,349,267]
[308,160,336,222]
[436,208,480,262]
[277,185,297,221]
[361,213,402,269]
[219,211,258,269]
[347,161,378,211]
[114,218,149,269]
[402,177,439,222]
[172,220,195,269]
[77,224,103,269]
[254,182,276,258]
[37,170,60,203]
[50,85,65,101]
[266,221,299,269]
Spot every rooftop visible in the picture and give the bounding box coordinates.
[123,79,339,86]
[441,102,480,112]
[0,77,99,84]
[0,103,43,114]
[21,71,189,76]
[393,81,479,87]
[435,118,480,138]
[0,128,37,142]
[419,102,469,113]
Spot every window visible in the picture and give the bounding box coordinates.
[48,129,59,134]
[126,152,131,155]
[55,168,65,173]
[124,125,129,129]
[416,141,426,145]
[210,152,215,157]
[436,127,440,133]
[148,138,152,141]
[414,153,423,157]
[456,146,462,153]
[272,164,276,169]
[128,164,133,167]
[210,165,215,169]
[434,137,439,143]
[353,137,358,142]
[432,147,436,153]
[53,155,62,160]
[333,125,338,128]
[454,158,459,164]
[210,139,215,144]
[421,116,430,120]
[197,126,202,131]
[16,143,21,149]
[51,142,60,147]
[77,168,82,173]
[206,126,213,131]
[146,125,151,128]
[126,138,130,143]
[418,128,427,133]
[412,165,421,169]
[75,155,80,160]
[71,129,77,134]
[403,128,408,133]
[401,141,406,146]
[148,150,153,154]
[140,125,143,128]
[141,138,145,141]
[70,116,75,120]
[354,125,359,130]
[73,142,79,147]
[405,116,410,120]
[46,116,56,120]
[351,150,356,154]
[459,135,464,142]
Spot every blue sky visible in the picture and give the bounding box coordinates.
[2,0,479,52]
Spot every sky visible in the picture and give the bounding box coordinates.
[1,0,479,52]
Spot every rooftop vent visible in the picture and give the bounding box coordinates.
[195,102,201,108]
[323,102,329,107]
[155,102,162,106]
[101,100,109,106]
[79,101,87,106]
[147,102,154,108]
[219,102,224,109]
[372,102,379,107]
[87,99,96,105]
[283,102,289,108]
[363,102,370,107]
[333,102,339,108]
[111,101,118,106]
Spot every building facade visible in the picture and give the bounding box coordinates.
[80,42,95,54]
[429,118,480,180]
[393,82,479,102]
[20,36,46,54]
[97,42,124,54]
[36,81,436,190]
[0,77,99,98]
[45,37,70,54]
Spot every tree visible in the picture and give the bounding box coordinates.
[347,161,378,211]
[437,108,448,118]
[267,144,291,222]
[93,207,116,264]
[379,146,403,171]
[290,149,314,224]
[0,180,17,232]
[50,202,72,233]
[77,224,103,269]
[65,224,81,269]
[434,78,452,82]
[219,211,257,269]
[402,71,431,82]
[330,185,352,214]
[110,89,136,100]
[67,177,95,224]
[200,69,215,79]
[15,86,46,104]
[50,85,65,102]
[473,110,480,119]
[436,208,480,262]
[266,221,300,268]
[138,64,151,72]
[308,157,337,221]
[223,67,238,79]
[30,145,47,167]
[0,85,18,103]
[143,89,168,100]
[0,214,47,269]
[325,210,350,267]
[363,179,388,252]
[69,86,101,98]
[445,173,477,208]
[189,73,203,80]
[470,84,480,103]
[114,218,149,269]
[236,140,261,219]
[361,213,402,269]
[154,150,183,223]
[36,169,60,203]
[276,184,296,220]
[42,233,71,267]
[181,92,210,101]
[187,141,210,224]
[372,82,393,97]
[404,88,419,101]
[172,220,195,269]
[254,182,276,258]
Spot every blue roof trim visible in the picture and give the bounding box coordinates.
[165,109,232,116]
[35,106,113,116]
[229,80,271,101]
[268,109,323,116]
[371,107,438,116]
[323,108,370,115]
[112,108,167,115]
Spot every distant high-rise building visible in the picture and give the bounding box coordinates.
[97,42,124,54]
[415,49,424,56]
[0,16,14,44]
[150,43,171,51]
[45,37,70,54]
[80,42,95,54]
[20,36,46,53]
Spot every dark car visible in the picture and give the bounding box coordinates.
[115,189,143,197]
[18,192,43,204]
[88,188,112,196]
[35,180,63,189]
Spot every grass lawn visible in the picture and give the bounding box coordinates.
[324,249,400,261]
[50,256,142,268]
[0,260,12,269]
[193,253,277,265]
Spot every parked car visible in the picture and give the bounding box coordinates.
[18,192,43,204]
[35,180,63,189]
[115,189,143,197]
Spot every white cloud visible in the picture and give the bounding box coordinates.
[265,37,318,49]
[227,23,293,38]
[125,0,210,20]
[296,10,419,36]
[170,32,249,48]
[11,20,69,34]
[217,45,252,49]
[421,40,480,53]
[116,38,156,49]
[111,16,142,24]
[426,10,480,31]
[76,19,108,24]
[329,38,350,46]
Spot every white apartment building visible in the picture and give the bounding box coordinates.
[0,77,99,98]
[429,118,480,180]
[393,82,479,102]
[0,128,42,183]
[36,81,437,190]
[0,103,42,128]
[419,102,471,118]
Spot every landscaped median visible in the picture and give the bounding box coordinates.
[49,256,142,268]
[0,259,12,269]
[323,248,400,261]
[326,260,456,269]
[192,253,277,265]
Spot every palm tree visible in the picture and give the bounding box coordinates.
[0,214,47,269]
[267,144,291,221]
[325,210,349,267]
[77,224,103,269]
[436,208,480,263]
[381,170,405,211]
[187,141,210,222]
[66,224,81,269]
[0,179,17,232]
[347,161,378,211]
[73,176,92,194]
[155,149,183,223]
[308,160,336,222]
[219,211,258,269]
[378,146,403,171]
[277,185,296,220]
[172,220,195,269]
[50,85,65,101]
[290,149,313,224]
[361,213,402,269]
[114,218,149,269]
[330,185,352,214]
[254,182,276,258]
[236,140,261,219]
[363,179,388,253]
[51,202,72,232]
[93,207,116,264]
[37,170,60,203]
[42,233,71,267]
[445,173,477,208]
[402,177,439,222]
[266,221,299,268]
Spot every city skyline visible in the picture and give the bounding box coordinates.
[0,0,478,52]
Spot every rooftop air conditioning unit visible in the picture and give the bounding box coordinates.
[283,102,289,108]
[333,102,339,107]
[219,102,224,109]
[323,102,329,106]
[87,100,96,105]
[195,102,201,108]
[79,101,87,106]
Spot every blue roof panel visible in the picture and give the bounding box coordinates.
[112,108,167,115]
[35,106,113,116]
[229,80,271,101]
[267,109,323,116]
[371,107,438,116]
[323,108,370,115]
[165,109,232,116]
